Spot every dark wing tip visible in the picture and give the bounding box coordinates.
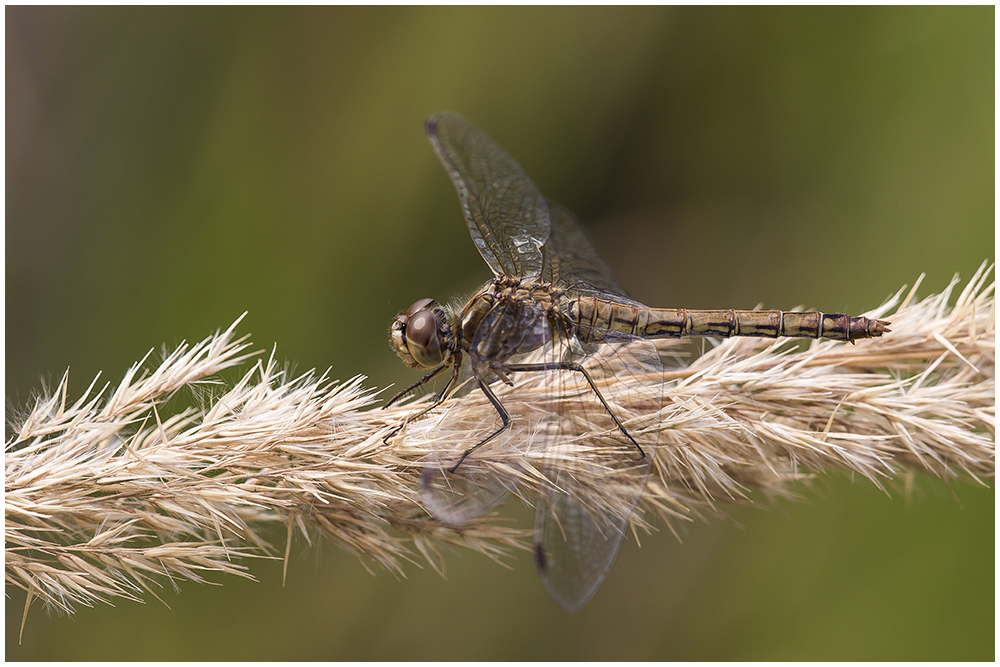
[533,543,548,573]
[425,111,464,139]
[424,114,441,138]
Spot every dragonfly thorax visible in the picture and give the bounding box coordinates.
[390,297,459,369]
[460,278,564,367]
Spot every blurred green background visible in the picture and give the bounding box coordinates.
[6,6,993,660]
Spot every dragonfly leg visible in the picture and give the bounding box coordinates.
[450,374,511,473]
[506,361,647,461]
[382,362,459,445]
[384,363,450,409]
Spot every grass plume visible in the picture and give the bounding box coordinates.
[5,264,994,634]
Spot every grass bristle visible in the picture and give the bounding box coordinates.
[6,264,993,635]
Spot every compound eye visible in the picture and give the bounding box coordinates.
[406,298,436,317]
[406,310,444,367]
[406,310,435,348]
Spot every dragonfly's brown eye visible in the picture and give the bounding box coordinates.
[406,298,436,317]
[406,309,445,367]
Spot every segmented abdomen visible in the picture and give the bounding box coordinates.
[569,297,890,342]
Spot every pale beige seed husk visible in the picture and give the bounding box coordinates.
[5,264,994,629]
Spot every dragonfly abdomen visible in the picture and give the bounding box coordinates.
[571,298,889,341]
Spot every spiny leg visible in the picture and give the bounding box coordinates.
[449,374,511,473]
[506,361,646,461]
[382,362,459,445]
[384,364,450,408]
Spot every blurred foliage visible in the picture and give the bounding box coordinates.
[6,6,993,660]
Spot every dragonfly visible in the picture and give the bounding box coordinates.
[387,112,890,611]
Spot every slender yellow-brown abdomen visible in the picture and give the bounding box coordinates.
[569,297,890,342]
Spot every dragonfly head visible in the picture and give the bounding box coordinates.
[391,298,454,369]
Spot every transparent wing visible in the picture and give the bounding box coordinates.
[418,319,556,527]
[426,112,549,279]
[531,335,661,611]
[414,311,661,611]
[541,201,644,305]
[416,377,519,526]
[420,459,515,527]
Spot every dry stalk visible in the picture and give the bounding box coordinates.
[5,264,994,634]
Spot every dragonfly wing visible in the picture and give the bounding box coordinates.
[426,113,549,279]
[415,373,526,526]
[541,201,643,305]
[421,460,514,527]
[531,336,661,611]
